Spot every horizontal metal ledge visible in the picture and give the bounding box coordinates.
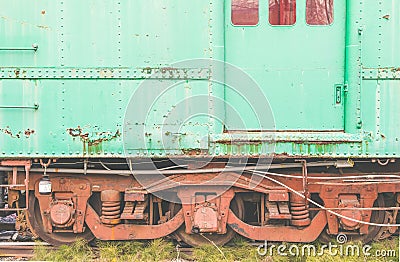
[0,44,38,52]
[0,208,27,211]
[0,67,210,80]
[362,67,400,80]
[211,131,363,144]
[0,104,39,110]
[0,184,25,187]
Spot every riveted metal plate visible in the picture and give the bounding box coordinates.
[0,67,211,80]
[362,68,400,80]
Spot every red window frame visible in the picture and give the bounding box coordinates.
[231,0,259,26]
[306,0,333,25]
[269,0,297,26]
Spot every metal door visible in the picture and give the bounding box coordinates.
[224,0,346,131]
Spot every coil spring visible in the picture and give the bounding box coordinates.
[100,190,121,225]
[290,201,311,227]
[102,201,121,218]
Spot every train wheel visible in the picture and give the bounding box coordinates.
[318,194,386,243]
[169,195,244,247]
[27,192,95,246]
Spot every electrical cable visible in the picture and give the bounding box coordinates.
[251,171,400,227]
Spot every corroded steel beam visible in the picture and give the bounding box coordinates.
[85,205,184,240]
[227,210,327,242]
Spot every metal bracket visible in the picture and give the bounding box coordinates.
[296,160,309,204]
[0,104,39,110]
[0,44,38,52]
[0,67,211,80]
[0,160,31,212]
[362,68,400,80]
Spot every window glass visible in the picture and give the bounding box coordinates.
[231,0,259,26]
[269,0,296,25]
[306,0,333,25]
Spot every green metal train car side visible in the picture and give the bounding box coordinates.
[0,0,398,159]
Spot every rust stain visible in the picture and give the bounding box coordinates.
[41,10,46,15]
[24,129,35,137]
[160,67,178,73]
[181,149,205,155]
[0,127,35,138]
[66,126,121,148]
[142,67,153,74]
[89,130,120,146]
[227,223,249,237]
[216,139,263,145]
[37,25,50,30]
[0,15,51,31]
[1,127,19,138]
[14,69,20,78]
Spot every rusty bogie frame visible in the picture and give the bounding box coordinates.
[33,177,91,234]
[3,160,400,245]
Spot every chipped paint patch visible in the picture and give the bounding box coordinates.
[67,126,120,145]
[227,223,249,237]
[66,126,121,154]
[0,127,35,138]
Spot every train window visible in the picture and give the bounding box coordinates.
[231,0,259,26]
[306,0,333,25]
[269,0,296,26]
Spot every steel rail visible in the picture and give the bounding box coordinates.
[0,242,49,258]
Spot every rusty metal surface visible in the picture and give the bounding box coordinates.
[227,210,327,242]
[33,177,91,234]
[0,160,30,212]
[0,242,44,258]
[337,195,362,230]
[49,200,74,227]
[178,188,234,235]
[7,162,400,244]
[85,205,184,240]
[319,183,378,235]
[67,127,121,148]
[100,190,121,225]
[362,67,400,80]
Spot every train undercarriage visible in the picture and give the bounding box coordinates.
[1,158,399,246]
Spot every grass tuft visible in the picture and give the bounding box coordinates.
[32,238,175,262]
[192,237,266,262]
[96,241,144,261]
[140,238,176,261]
[31,236,399,262]
[96,238,176,262]
[32,238,94,262]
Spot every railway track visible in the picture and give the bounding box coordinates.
[0,241,195,260]
[0,242,50,258]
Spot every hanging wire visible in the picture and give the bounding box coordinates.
[251,171,400,227]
